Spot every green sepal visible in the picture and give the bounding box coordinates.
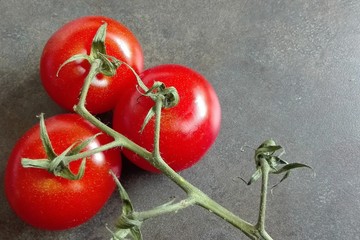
[110,171,134,215]
[271,162,312,175]
[48,143,75,172]
[56,22,121,78]
[115,61,149,93]
[129,227,143,240]
[138,81,180,133]
[56,54,91,77]
[242,139,313,189]
[69,133,102,155]
[138,82,165,133]
[97,52,122,76]
[257,139,277,147]
[90,23,120,77]
[140,106,156,133]
[107,226,131,240]
[270,162,312,190]
[49,143,87,180]
[268,156,288,170]
[271,171,291,192]
[38,113,57,160]
[273,156,289,165]
[21,158,51,169]
[246,168,262,185]
[53,158,87,180]
[21,114,98,180]
[255,145,282,156]
[162,86,179,109]
[136,74,149,92]
[109,171,143,240]
[90,23,107,59]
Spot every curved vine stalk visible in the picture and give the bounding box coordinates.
[22,23,311,240]
[69,57,272,240]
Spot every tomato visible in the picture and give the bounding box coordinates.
[113,64,221,172]
[40,16,143,114]
[4,114,121,230]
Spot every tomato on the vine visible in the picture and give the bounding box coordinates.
[113,64,221,172]
[4,114,121,230]
[40,16,143,114]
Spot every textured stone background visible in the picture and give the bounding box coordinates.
[1,0,360,239]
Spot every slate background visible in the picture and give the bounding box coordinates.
[1,0,360,239]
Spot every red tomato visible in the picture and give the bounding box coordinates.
[4,114,121,230]
[113,64,221,172]
[40,16,143,114]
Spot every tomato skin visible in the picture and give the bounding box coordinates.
[40,16,143,114]
[113,64,221,172]
[4,114,121,230]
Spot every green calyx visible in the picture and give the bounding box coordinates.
[139,81,180,133]
[108,171,143,240]
[56,22,121,78]
[21,113,100,180]
[242,139,312,188]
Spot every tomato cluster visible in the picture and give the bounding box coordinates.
[5,16,221,230]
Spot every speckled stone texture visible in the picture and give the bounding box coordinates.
[1,1,360,239]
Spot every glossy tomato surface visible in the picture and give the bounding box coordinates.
[40,16,143,114]
[113,64,221,172]
[4,114,121,230]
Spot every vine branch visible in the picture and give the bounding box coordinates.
[21,22,311,240]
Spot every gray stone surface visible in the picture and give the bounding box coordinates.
[1,0,359,239]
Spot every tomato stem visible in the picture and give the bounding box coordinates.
[21,21,311,239]
[23,55,275,239]
[256,158,273,239]
[132,196,197,221]
[151,96,261,239]
[59,24,278,238]
[70,58,276,239]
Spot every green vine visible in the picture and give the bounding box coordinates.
[21,22,311,240]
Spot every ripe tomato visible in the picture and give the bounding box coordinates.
[40,16,143,114]
[4,114,121,230]
[113,64,221,172]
